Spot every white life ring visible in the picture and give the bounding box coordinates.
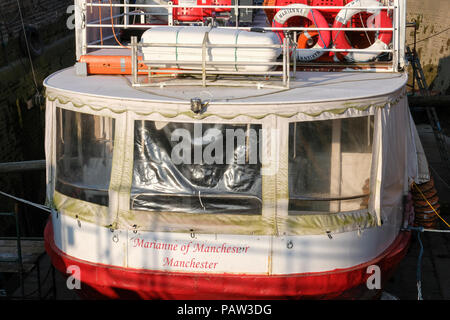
[332,0,393,62]
[272,4,331,62]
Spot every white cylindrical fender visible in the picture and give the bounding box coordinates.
[141,26,282,72]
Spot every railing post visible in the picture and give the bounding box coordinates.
[282,37,286,87]
[168,1,173,26]
[293,31,297,80]
[287,38,290,88]
[124,0,129,29]
[412,22,417,95]
[234,0,239,28]
[393,0,399,72]
[202,32,209,87]
[131,36,138,85]
[75,0,87,59]
[398,0,406,70]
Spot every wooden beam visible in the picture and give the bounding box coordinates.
[0,160,45,173]
[408,95,450,109]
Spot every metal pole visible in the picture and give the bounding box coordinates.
[287,38,290,88]
[131,36,138,85]
[124,0,129,29]
[392,0,399,72]
[412,22,417,95]
[234,0,239,28]
[202,32,209,87]
[81,1,87,56]
[0,160,46,173]
[293,31,297,80]
[282,37,286,86]
[168,1,173,26]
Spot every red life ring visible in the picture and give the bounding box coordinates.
[272,4,331,61]
[332,0,392,62]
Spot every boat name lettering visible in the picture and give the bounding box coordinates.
[163,257,219,270]
[132,238,179,251]
[275,8,308,22]
[193,243,250,254]
[132,238,250,255]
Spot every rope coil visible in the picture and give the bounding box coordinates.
[412,181,450,229]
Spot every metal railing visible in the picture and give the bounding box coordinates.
[74,0,406,85]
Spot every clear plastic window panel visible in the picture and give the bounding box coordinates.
[131,121,262,215]
[55,108,115,206]
[288,116,374,214]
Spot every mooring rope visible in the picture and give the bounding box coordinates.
[408,226,424,300]
[15,0,39,93]
[406,178,450,300]
[0,190,51,213]
[404,225,450,301]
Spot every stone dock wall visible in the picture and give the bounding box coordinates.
[406,0,450,94]
[0,0,73,236]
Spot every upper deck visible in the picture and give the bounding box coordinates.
[52,0,408,105]
[45,65,407,105]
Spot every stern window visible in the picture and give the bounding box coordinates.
[55,108,115,206]
[288,116,374,214]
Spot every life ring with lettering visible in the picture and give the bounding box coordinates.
[272,4,331,61]
[332,0,392,62]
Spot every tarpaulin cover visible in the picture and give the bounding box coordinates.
[131,121,262,214]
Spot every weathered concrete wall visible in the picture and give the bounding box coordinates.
[0,0,74,236]
[406,0,450,94]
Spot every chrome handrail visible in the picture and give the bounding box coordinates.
[75,0,405,74]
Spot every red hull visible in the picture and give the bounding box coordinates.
[44,219,411,300]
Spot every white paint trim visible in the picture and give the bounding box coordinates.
[51,210,398,275]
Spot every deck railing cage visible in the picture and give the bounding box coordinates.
[74,0,406,87]
[129,35,291,88]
